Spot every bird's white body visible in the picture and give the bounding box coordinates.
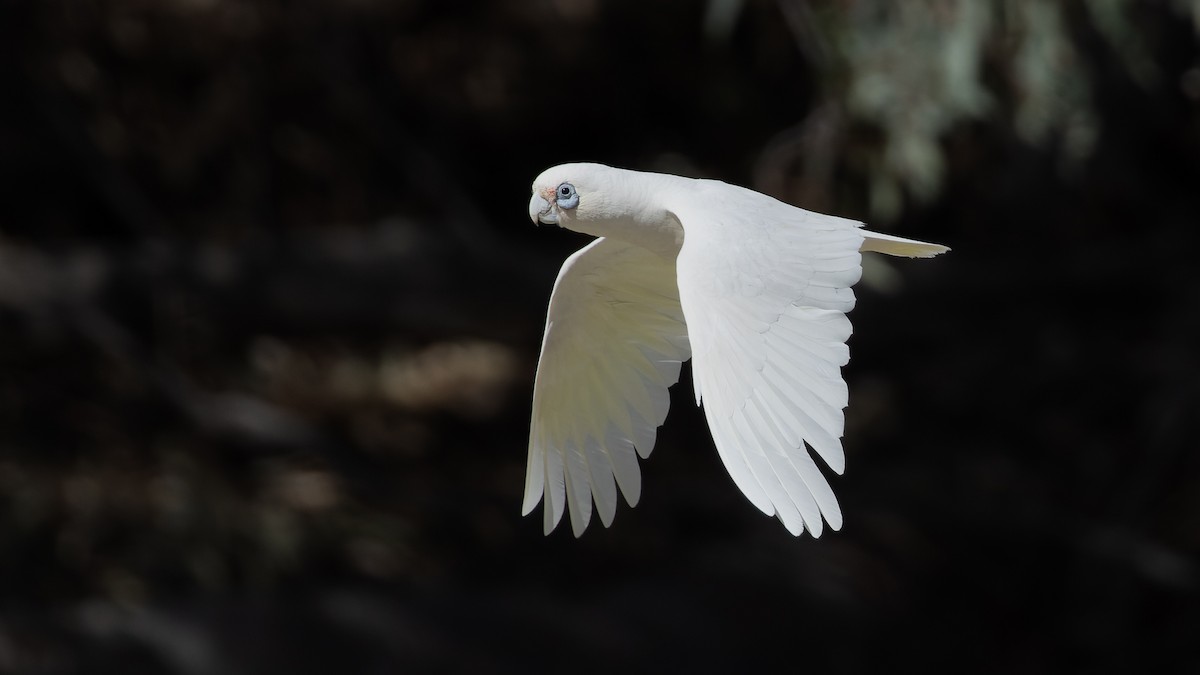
[525,163,947,537]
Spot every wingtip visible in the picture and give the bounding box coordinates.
[569,509,591,538]
[806,515,824,539]
[543,492,561,535]
[825,510,844,532]
[624,486,641,509]
[783,517,805,537]
[520,491,541,517]
[596,502,617,529]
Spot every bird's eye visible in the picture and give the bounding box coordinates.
[556,182,579,209]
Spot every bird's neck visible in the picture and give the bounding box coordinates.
[566,170,686,259]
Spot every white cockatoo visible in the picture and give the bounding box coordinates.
[524,162,948,537]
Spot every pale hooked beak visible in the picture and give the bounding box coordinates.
[529,192,557,226]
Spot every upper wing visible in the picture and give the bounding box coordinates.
[670,181,865,537]
[524,237,690,537]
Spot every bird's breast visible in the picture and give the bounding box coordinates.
[564,211,684,260]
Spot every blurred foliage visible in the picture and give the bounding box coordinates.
[0,0,1198,673]
[772,0,1200,220]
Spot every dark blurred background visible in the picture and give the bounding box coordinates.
[1,0,1198,672]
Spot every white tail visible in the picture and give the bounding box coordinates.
[860,229,950,258]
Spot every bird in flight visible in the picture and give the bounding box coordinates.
[524,163,948,537]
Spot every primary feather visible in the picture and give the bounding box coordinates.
[525,163,947,537]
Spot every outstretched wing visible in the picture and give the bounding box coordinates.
[524,237,690,537]
[671,181,865,537]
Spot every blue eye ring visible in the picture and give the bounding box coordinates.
[556,182,579,209]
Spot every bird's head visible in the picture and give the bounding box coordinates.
[528,163,618,230]
[528,163,684,256]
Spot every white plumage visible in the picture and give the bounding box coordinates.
[524,163,948,537]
